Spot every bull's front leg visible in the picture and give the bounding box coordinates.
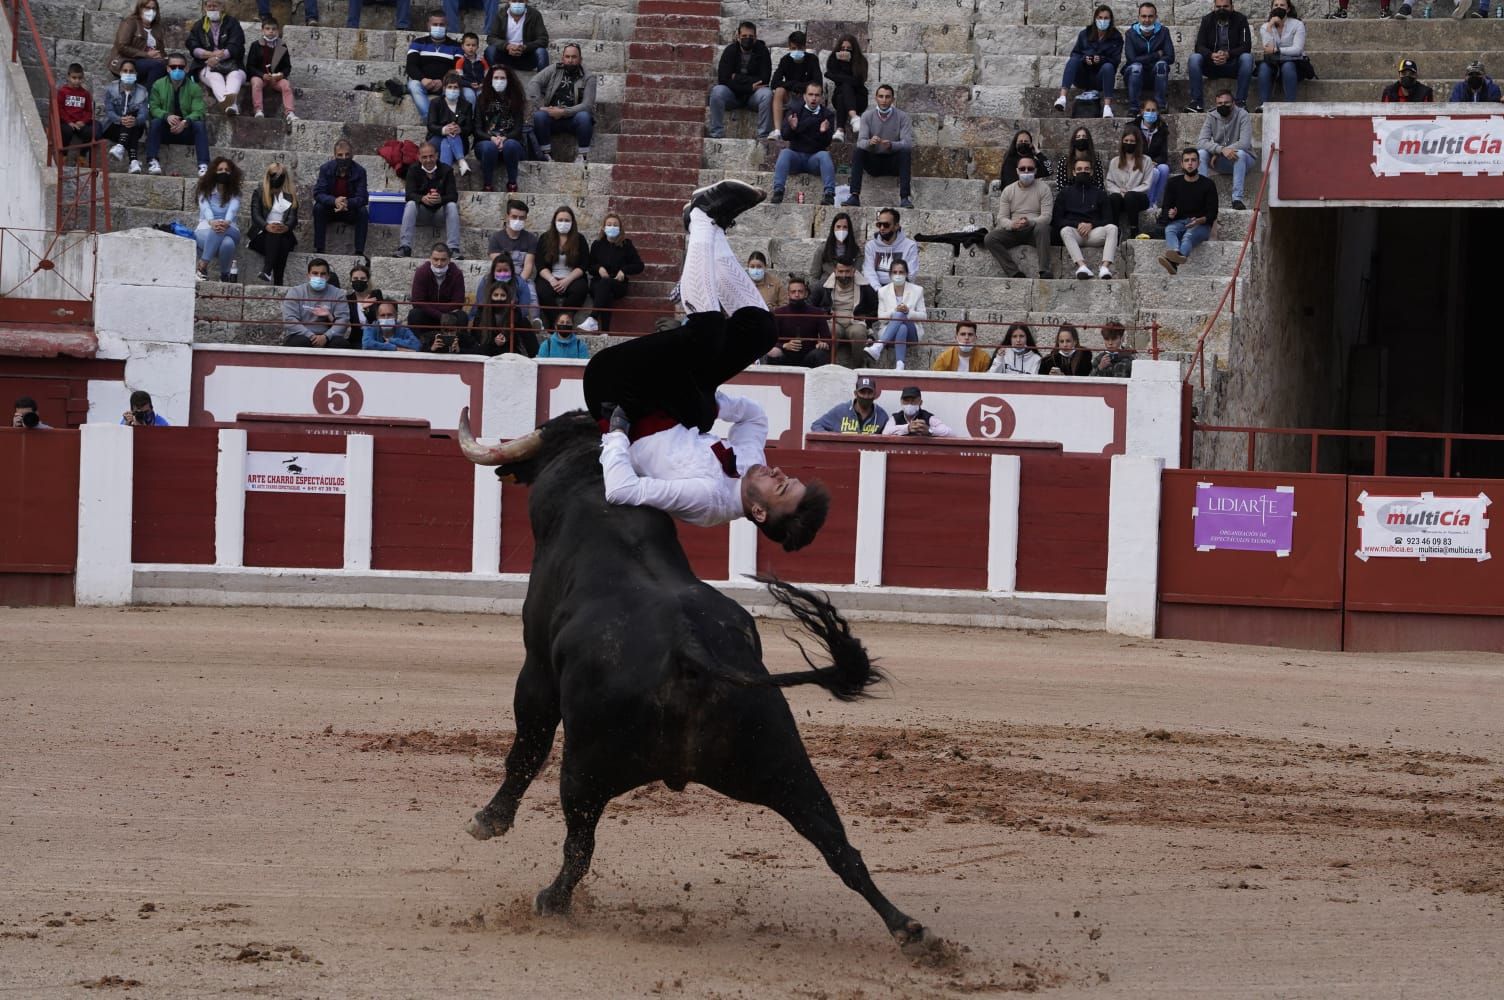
[467,657,559,841]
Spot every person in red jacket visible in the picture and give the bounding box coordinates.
[58,63,95,165]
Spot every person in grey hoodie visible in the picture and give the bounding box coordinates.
[527,42,596,163]
[281,257,350,347]
[1195,88,1256,210]
[861,206,919,290]
[846,84,914,209]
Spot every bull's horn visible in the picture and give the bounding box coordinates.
[457,407,542,467]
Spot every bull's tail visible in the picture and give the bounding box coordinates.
[755,574,886,702]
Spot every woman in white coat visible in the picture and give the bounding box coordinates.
[862,259,926,371]
[988,322,1042,376]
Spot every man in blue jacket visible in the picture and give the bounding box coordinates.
[311,140,369,256]
[1122,2,1174,115]
[1449,60,1503,102]
[771,80,837,205]
[810,376,888,435]
[406,11,464,120]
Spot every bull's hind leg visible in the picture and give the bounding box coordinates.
[532,748,617,916]
[467,657,559,841]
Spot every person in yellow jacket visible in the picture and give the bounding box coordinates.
[930,321,992,372]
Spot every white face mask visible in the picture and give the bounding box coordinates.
[958,343,973,355]
[1017,170,1036,186]
[891,273,906,286]
[834,228,848,241]
[120,73,137,86]
[902,404,920,418]
[378,317,396,328]
[445,89,460,101]
[508,217,525,232]
[142,8,156,21]
[747,267,765,281]
[491,77,507,92]
[206,9,221,21]
[431,264,449,277]
[554,220,572,234]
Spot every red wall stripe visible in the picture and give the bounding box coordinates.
[756,450,859,585]
[1015,454,1111,595]
[0,429,80,573]
[131,428,218,564]
[881,454,990,590]
[372,438,474,572]
[242,432,347,569]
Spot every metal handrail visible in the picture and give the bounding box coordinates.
[1192,422,1504,477]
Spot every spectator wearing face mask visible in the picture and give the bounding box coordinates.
[766,276,833,367]
[883,386,955,437]
[194,156,242,282]
[1054,156,1119,280]
[1157,148,1219,275]
[144,53,210,177]
[474,65,526,193]
[427,71,475,176]
[1131,98,1172,212]
[1256,1,1306,109]
[770,80,838,205]
[809,256,878,362]
[1186,0,1254,113]
[1106,129,1153,238]
[489,199,541,325]
[407,11,464,121]
[997,130,1047,190]
[862,207,919,289]
[931,322,991,373]
[847,84,914,210]
[345,261,382,330]
[535,206,590,327]
[746,251,786,309]
[1450,60,1502,103]
[282,258,350,348]
[120,390,171,426]
[1056,6,1123,118]
[1039,324,1093,377]
[766,31,823,143]
[583,214,643,333]
[187,0,246,115]
[708,22,773,140]
[1122,1,1174,114]
[527,43,596,164]
[984,154,1054,279]
[407,242,467,344]
[246,16,296,122]
[863,259,926,371]
[810,213,856,285]
[1381,59,1433,103]
[473,261,538,356]
[248,161,298,285]
[536,315,588,358]
[989,323,1043,376]
[485,1,550,73]
[312,140,369,256]
[1196,88,1257,210]
[362,299,422,351]
[810,375,888,434]
[1055,126,1104,192]
[97,59,148,174]
[109,0,168,92]
[825,34,868,139]
[397,142,461,259]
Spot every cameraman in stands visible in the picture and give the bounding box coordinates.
[120,391,171,426]
[12,397,51,430]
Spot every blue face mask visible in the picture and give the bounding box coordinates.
[1143,110,1159,124]
[429,24,447,39]
[603,225,621,240]
[1137,21,1159,34]
[509,2,526,14]
[308,276,328,292]
[789,49,805,61]
[168,68,186,82]
[120,73,137,86]
[1096,17,1111,30]
[748,267,765,282]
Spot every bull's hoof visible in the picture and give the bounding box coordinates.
[465,809,512,841]
[533,886,572,917]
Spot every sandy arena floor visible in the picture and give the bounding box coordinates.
[1,605,1502,998]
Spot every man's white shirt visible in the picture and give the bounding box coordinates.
[599,392,768,527]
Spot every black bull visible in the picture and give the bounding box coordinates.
[459,410,927,949]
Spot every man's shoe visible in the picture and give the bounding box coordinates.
[1157,253,1179,275]
[147,159,162,175]
[449,248,463,260]
[1185,102,1204,113]
[765,129,781,141]
[1232,199,1247,211]
[1378,6,1392,15]
[128,159,141,174]
[899,196,914,209]
[820,191,835,205]
[254,109,265,118]
[770,189,785,205]
[394,245,412,258]
[894,360,905,371]
[1102,103,1114,118]
[684,178,768,230]
[1395,3,1412,16]
[1075,263,1093,280]
[108,143,125,161]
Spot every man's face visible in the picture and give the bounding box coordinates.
[834,264,854,286]
[167,59,187,76]
[901,394,922,410]
[430,247,451,270]
[854,386,877,407]
[875,213,897,241]
[804,85,822,108]
[1215,94,1234,112]
[419,147,437,169]
[1138,5,1157,28]
[131,403,156,424]
[309,265,330,282]
[1073,162,1092,181]
[787,282,807,304]
[737,27,756,46]
[428,15,446,32]
[333,145,353,164]
[1213,0,1232,15]
[562,46,581,68]
[1182,151,1200,174]
[1104,334,1124,353]
[743,465,806,524]
[875,88,894,110]
[507,208,528,228]
[462,37,479,58]
[956,328,976,348]
[13,404,37,427]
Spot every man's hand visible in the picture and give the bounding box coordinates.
[121,410,136,425]
[819,118,830,133]
[784,339,803,352]
[1190,216,1208,228]
[608,406,631,435]
[1167,206,1179,219]
[597,266,610,279]
[1222,146,1239,161]
[507,42,524,56]
[1047,367,1063,376]
[121,114,135,127]
[422,189,441,206]
[907,418,930,435]
[548,106,568,119]
[1212,51,1228,66]
[334,195,348,211]
[1011,216,1029,231]
[614,269,625,281]
[424,78,442,93]
[1076,221,1092,237]
[309,333,329,348]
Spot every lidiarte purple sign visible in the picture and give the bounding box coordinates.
[1193,484,1296,555]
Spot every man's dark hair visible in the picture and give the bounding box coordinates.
[1138,1,1157,11]
[956,321,978,336]
[1016,155,1037,171]
[308,257,330,273]
[506,198,528,216]
[804,79,822,94]
[760,481,831,552]
[431,241,451,255]
[788,30,806,46]
[166,52,188,66]
[129,390,152,408]
[1216,86,1234,100]
[879,207,900,226]
[1181,146,1200,160]
[737,20,756,34]
[427,8,445,22]
[15,396,38,410]
[787,275,808,292]
[875,83,894,98]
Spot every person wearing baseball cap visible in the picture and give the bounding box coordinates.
[882,386,955,438]
[1449,60,1502,103]
[1381,59,1433,103]
[809,374,889,434]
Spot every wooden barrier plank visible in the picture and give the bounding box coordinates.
[371,438,473,572]
[881,453,989,590]
[131,428,218,565]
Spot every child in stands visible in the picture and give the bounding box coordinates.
[58,63,95,165]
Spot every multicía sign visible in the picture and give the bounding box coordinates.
[1372,116,1504,177]
[1192,483,1296,555]
[245,451,348,495]
[1355,491,1491,562]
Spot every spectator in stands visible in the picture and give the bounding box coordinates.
[98,60,148,174]
[282,258,350,348]
[1055,126,1104,192]
[193,156,241,282]
[998,129,1046,190]
[535,206,589,326]
[408,11,464,121]
[1056,6,1123,118]
[1039,324,1093,376]
[363,299,422,352]
[187,0,246,115]
[489,199,541,325]
[766,275,833,367]
[144,53,210,177]
[528,43,596,164]
[473,269,537,356]
[397,142,460,259]
[108,0,167,92]
[767,31,822,143]
[809,257,877,361]
[1381,59,1433,103]
[1450,61,1502,103]
[583,213,643,333]
[345,0,411,31]
[708,22,772,140]
[1122,1,1173,114]
[485,1,550,73]
[825,34,868,139]
[1106,129,1153,238]
[474,65,526,192]
[1187,0,1253,112]
[747,251,786,308]
[1132,97,1172,211]
[407,243,466,342]
[863,207,919,289]
[429,312,480,354]
[455,33,487,107]
[248,161,298,285]
[810,212,856,284]
[1256,1,1306,109]
[884,386,955,437]
[246,16,296,122]
[58,64,94,166]
[536,313,588,358]
[1090,321,1134,377]
[1055,156,1118,280]
[11,397,51,429]
[312,140,369,256]
[985,153,1054,279]
[848,84,914,210]
[770,80,837,205]
[989,323,1042,375]
[1197,88,1256,210]
[1157,148,1218,275]
[810,375,887,434]
[427,72,475,176]
[931,321,991,373]
[346,261,382,329]
[121,390,171,426]
[864,259,926,371]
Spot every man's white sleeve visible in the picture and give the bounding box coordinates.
[716,391,769,459]
[599,431,717,516]
[929,414,956,438]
